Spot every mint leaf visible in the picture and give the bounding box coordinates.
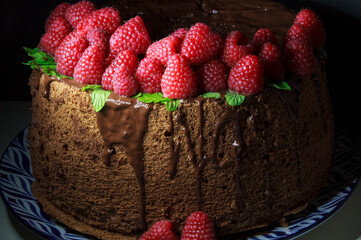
[132,92,142,98]
[82,85,110,112]
[165,100,180,111]
[200,92,221,99]
[138,92,167,103]
[23,47,70,79]
[225,91,245,106]
[269,81,292,91]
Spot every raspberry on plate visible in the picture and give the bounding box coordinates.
[74,45,106,85]
[284,39,316,78]
[45,2,71,32]
[136,57,164,93]
[109,16,151,57]
[221,31,254,68]
[294,9,326,48]
[40,17,72,56]
[181,23,222,66]
[65,0,95,28]
[181,211,216,240]
[161,54,197,99]
[228,55,264,95]
[76,7,121,35]
[197,59,228,93]
[140,220,177,240]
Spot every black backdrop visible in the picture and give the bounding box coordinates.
[1,0,360,135]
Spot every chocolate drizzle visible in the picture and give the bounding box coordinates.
[167,111,180,177]
[95,96,152,230]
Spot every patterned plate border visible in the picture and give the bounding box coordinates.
[0,127,360,240]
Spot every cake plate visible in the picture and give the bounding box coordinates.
[0,127,360,240]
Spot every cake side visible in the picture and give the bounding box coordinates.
[28,55,333,239]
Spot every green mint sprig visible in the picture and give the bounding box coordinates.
[23,47,70,79]
[225,91,246,106]
[134,92,180,111]
[200,92,221,99]
[269,81,292,91]
[82,85,111,112]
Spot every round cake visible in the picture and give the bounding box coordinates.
[27,0,334,239]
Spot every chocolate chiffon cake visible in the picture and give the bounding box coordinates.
[27,0,333,239]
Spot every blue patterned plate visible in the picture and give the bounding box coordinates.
[0,127,360,240]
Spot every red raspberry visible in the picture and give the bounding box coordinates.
[161,54,197,99]
[221,31,254,68]
[146,36,181,66]
[197,59,228,93]
[136,57,164,93]
[284,39,316,78]
[139,220,177,240]
[258,42,284,81]
[45,2,70,32]
[170,28,188,52]
[76,7,121,35]
[294,9,326,48]
[113,65,139,97]
[181,23,222,66]
[228,55,264,95]
[87,28,109,50]
[109,16,151,57]
[284,23,312,46]
[65,0,95,28]
[102,50,138,90]
[74,45,106,84]
[252,28,277,53]
[55,31,89,77]
[181,211,216,240]
[40,17,72,56]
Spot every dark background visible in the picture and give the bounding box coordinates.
[1,0,361,135]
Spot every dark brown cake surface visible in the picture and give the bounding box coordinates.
[28,0,334,239]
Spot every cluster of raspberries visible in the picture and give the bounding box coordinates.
[40,0,325,99]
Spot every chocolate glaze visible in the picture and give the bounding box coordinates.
[96,95,152,230]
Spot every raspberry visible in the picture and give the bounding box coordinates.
[228,55,264,95]
[139,220,177,240]
[197,59,228,93]
[284,39,316,78]
[181,23,222,66]
[76,7,121,35]
[221,31,254,68]
[252,28,277,53]
[109,16,151,57]
[146,36,181,66]
[40,17,72,56]
[102,50,138,90]
[170,28,188,52]
[181,211,216,240]
[45,2,70,32]
[55,31,89,77]
[161,54,197,99]
[284,23,312,46]
[113,65,139,97]
[65,0,95,28]
[74,45,106,84]
[258,42,284,81]
[136,57,164,93]
[87,28,109,50]
[294,9,326,48]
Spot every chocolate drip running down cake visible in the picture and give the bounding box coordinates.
[27,0,333,239]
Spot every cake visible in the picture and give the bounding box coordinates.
[26,0,334,239]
